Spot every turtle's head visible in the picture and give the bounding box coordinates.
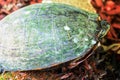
[96,17,110,41]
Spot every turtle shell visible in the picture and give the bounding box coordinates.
[0,3,98,71]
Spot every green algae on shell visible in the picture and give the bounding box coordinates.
[0,3,98,71]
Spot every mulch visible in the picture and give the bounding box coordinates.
[0,0,42,20]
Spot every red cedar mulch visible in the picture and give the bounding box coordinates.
[0,0,42,20]
[0,0,120,80]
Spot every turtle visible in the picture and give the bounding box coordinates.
[0,3,101,72]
